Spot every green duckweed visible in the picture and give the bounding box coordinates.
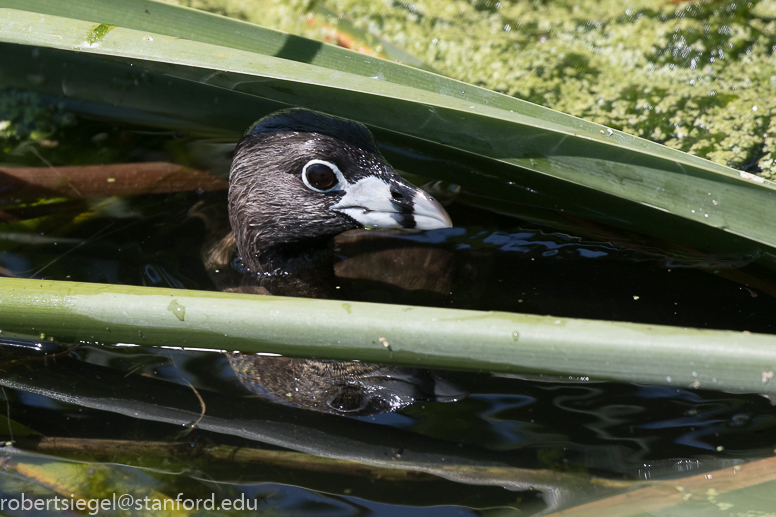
[163,0,776,178]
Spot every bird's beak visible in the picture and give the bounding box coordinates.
[331,175,453,230]
[402,184,454,230]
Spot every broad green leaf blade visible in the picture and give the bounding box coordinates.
[1,5,776,258]
[0,0,441,81]
[0,42,274,137]
[0,0,740,179]
[0,277,775,395]
[0,41,763,262]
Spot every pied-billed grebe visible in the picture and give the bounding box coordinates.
[225,108,463,415]
[228,108,452,278]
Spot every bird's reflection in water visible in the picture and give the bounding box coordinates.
[228,355,465,415]
[216,108,464,416]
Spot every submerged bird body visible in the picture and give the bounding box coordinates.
[224,108,462,415]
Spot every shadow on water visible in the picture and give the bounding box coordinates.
[3,101,776,514]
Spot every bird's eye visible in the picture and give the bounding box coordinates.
[306,164,337,190]
[302,160,343,193]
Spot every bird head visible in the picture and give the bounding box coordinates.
[228,108,452,273]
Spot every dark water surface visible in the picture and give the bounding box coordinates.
[4,186,776,332]
[2,113,776,515]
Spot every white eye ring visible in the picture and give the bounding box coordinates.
[301,159,346,193]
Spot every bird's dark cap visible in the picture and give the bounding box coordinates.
[245,108,381,155]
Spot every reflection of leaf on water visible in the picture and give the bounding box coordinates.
[2,447,530,515]
[0,346,626,513]
[0,413,41,438]
[11,437,450,483]
[0,162,226,201]
[14,425,776,515]
[0,160,226,282]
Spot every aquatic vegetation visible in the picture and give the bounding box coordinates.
[167,0,776,176]
[0,88,76,157]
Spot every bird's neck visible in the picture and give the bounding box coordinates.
[238,237,335,277]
